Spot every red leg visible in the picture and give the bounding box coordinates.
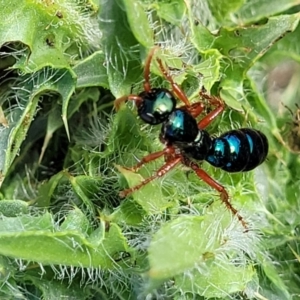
[115,47,160,110]
[180,102,206,119]
[114,95,128,111]
[197,92,225,129]
[120,156,181,198]
[125,147,175,172]
[114,95,143,111]
[143,46,160,92]
[156,58,190,107]
[185,159,248,229]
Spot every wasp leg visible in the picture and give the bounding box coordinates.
[185,158,248,230]
[114,95,143,111]
[179,102,206,118]
[156,57,190,107]
[120,156,181,198]
[143,46,160,92]
[197,91,225,129]
[124,147,175,172]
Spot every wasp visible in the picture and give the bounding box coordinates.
[115,47,268,229]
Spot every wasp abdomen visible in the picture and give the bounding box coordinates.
[206,129,268,172]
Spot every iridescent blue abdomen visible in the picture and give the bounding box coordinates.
[206,129,268,172]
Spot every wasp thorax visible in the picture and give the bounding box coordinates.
[160,109,199,144]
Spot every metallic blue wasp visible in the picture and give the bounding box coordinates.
[115,47,268,228]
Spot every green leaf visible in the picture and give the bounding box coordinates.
[99,0,142,97]
[0,0,100,72]
[263,22,300,60]
[214,14,300,70]
[0,68,76,185]
[38,105,64,164]
[0,200,29,217]
[148,215,206,279]
[73,51,109,88]
[154,0,186,26]
[40,86,101,163]
[106,107,149,154]
[60,207,90,233]
[261,260,290,299]
[175,263,255,298]
[218,14,300,107]
[0,91,39,181]
[116,165,172,214]
[148,207,242,279]
[122,0,154,48]
[188,12,215,51]
[190,50,222,92]
[235,0,300,24]
[24,275,88,300]
[207,0,244,23]
[37,171,66,207]
[68,174,102,215]
[110,199,145,225]
[0,273,24,300]
[0,214,130,268]
[188,12,300,109]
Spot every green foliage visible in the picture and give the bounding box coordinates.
[0,0,299,299]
